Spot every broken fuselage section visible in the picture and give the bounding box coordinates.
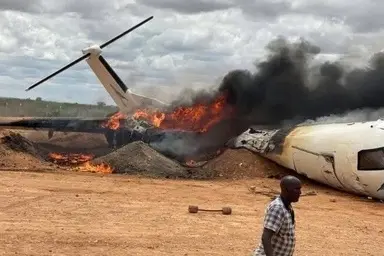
[229,120,384,200]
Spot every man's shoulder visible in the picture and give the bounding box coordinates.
[265,197,286,213]
[267,196,285,208]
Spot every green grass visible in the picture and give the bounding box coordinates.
[0,97,118,117]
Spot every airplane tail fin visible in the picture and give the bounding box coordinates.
[25,16,168,112]
[82,47,168,112]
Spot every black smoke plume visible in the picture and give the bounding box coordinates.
[216,36,384,128]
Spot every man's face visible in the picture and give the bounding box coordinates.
[288,183,302,203]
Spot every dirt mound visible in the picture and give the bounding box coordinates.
[17,131,112,158]
[90,141,291,180]
[48,133,108,148]
[201,148,290,179]
[22,131,108,148]
[0,130,54,169]
[91,141,215,179]
[0,131,46,159]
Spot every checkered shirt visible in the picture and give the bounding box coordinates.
[253,196,296,256]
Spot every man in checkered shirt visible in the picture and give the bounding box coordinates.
[252,175,302,256]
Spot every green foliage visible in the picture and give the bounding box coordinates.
[0,97,118,117]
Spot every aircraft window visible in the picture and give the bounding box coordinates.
[358,147,384,170]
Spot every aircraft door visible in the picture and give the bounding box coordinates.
[292,148,326,183]
[292,147,344,189]
[335,143,366,195]
[318,155,344,190]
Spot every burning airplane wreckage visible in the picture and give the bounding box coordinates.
[2,16,384,200]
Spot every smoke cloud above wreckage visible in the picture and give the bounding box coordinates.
[131,36,384,161]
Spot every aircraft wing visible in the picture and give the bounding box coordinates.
[0,117,114,133]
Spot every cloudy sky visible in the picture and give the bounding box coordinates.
[0,0,383,105]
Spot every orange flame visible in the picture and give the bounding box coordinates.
[101,112,127,130]
[75,162,113,174]
[48,152,94,164]
[48,152,113,174]
[133,93,231,132]
[132,111,165,127]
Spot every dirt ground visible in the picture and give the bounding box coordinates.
[0,130,383,255]
[0,171,382,256]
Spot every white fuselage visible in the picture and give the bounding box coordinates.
[233,119,384,200]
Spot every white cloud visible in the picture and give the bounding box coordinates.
[0,0,382,106]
